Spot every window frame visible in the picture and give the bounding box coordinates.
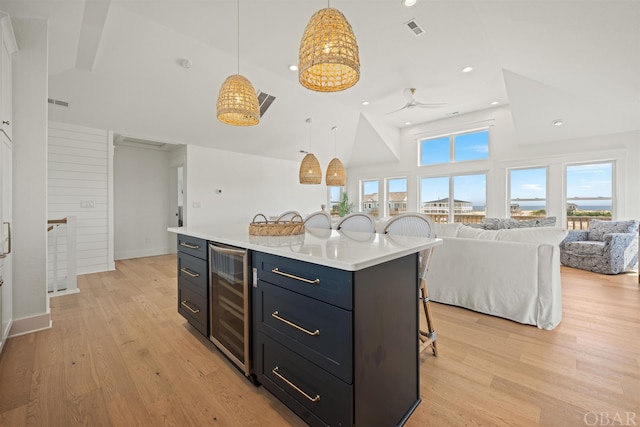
[419,171,487,223]
[418,128,490,167]
[507,166,549,218]
[385,176,408,217]
[564,160,615,219]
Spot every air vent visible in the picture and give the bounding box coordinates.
[257,90,276,118]
[48,98,69,107]
[114,135,168,150]
[405,19,425,37]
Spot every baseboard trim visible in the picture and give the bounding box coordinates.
[114,247,171,261]
[9,312,52,337]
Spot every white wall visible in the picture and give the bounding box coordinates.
[11,17,49,333]
[184,145,327,227]
[48,121,111,274]
[113,144,174,259]
[346,105,640,223]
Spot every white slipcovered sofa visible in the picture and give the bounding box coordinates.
[426,224,568,330]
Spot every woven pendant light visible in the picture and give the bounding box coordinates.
[298,6,360,92]
[216,74,260,126]
[216,0,260,126]
[326,126,347,186]
[299,118,322,184]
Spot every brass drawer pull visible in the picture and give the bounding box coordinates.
[181,300,200,314]
[272,311,320,336]
[180,267,200,278]
[272,367,320,403]
[180,242,200,249]
[271,268,320,285]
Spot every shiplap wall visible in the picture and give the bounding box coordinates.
[48,121,111,275]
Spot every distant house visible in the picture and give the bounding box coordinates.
[510,203,521,214]
[362,192,379,217]
[388,192,407,216]
[422,197,473,214]
[567,203,578,214]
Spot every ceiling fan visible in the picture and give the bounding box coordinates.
[386,88,447,114]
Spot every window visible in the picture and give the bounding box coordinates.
[386,177,407,217]
[361,180,380,218]
[566,162,613,218]
[328,186,342,216]
[419,129,488,166]
[420,173,486,223]
[509,167,547,217]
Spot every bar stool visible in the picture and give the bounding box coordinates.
[383,212,438,356]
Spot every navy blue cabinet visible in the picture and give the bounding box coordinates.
[177,235,208,336]
[253,251,421,427]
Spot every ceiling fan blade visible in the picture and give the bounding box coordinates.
[385,105,410,115]
[415,102,447,108]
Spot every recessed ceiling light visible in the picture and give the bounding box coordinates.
[404,121,411,125]
[552,119,564,126]
[288,64,298,71]
[490,101,499,105]
[461,66,474,73]
[361,101,369,106]
[402,0,418,7]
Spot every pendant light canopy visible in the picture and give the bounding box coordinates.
[298,6,360,92]
[216,0,260,126]
[326,126,347,186]
[299,118,322,185]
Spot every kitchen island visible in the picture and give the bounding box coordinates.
[168,224,441,427]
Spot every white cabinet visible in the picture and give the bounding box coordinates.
[0,11,16,354]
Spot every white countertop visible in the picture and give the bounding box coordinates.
[168,224,441,271]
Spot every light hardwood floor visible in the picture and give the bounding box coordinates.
[0,254,638,426]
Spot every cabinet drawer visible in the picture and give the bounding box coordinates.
[177,234,207,259]
[257,334,352,427]
[256,280,352,382]
[178,252,207,292]
[253,252,352,310]
[178,281,208,336]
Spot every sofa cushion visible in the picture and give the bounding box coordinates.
[588,219,639,242]
[435,223,462,237]
[494,227,568,246]
[457,225,498,240]
[563,241,606,257]
[479,216,557,230]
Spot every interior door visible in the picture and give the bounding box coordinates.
[0,131,12,350]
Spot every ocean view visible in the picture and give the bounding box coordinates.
[472,205,612,212]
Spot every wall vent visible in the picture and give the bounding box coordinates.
[405,19,425,37]
[48,98,69,107]
[257,90,276,118]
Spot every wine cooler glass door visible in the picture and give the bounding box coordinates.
[209,243,249,375]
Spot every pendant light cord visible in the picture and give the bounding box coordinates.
[307,118,312,151]
[237,0,240,74]
[332,126,338,157]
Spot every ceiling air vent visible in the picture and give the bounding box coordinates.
[405,19,425,37]
[48,98,69,107]
[257,90,276,118]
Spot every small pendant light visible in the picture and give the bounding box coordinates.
[216,0,260,126]
[299,118,322,184]
[326,126,347,186]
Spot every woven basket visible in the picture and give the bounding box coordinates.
[248,213,305,236]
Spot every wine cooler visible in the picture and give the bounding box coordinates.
[209,242,252,378]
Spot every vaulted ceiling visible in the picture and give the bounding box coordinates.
[2,0,639,166]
